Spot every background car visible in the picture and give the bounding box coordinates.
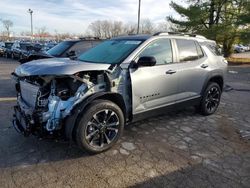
[234,44,245,53]
[0,42,4,56]
[238,44,250,51]
[19,37,102,64]
[11,42,34,60]
[20,43,44,61]
[2,42,14,58]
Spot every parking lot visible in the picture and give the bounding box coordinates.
[0,57,250,188]
[231,51,250,59]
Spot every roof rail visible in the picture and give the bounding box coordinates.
[153,31,207,39]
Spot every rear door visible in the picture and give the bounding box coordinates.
[174,39,209,101]
[130,38,180,115]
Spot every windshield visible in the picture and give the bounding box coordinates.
[47,41,74,57]
[78,39,143,64]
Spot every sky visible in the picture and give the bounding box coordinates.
[0,0,185,35]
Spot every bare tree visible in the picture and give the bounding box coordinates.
[123,22,137,35]
[156,21,177,32]
[88,19,156,37]
[88,20,124,38]
[20,30,31,36]
[140,19,155,34]
[36,26,49,39]
[1,19,13,39]
[111,21,123,37]
[101,20,111,38]
[58,33,71,40]
[89,20,103,38]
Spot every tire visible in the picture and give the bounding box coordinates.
[199,82,222,116]
[76,99,124,153]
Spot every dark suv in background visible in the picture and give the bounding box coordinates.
[1,42,14,58]
[19,37,102,63]
[11,42,34,60]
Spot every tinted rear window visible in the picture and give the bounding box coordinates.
[5,43,13,49]
[204,42,221,56]
[47,41,75,57]
[176,39,199,62]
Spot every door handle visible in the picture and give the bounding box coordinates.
[201,64,209,68]
[166,70,176,74]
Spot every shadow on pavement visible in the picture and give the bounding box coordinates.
[129,163,244,188]
[0,107,196,169]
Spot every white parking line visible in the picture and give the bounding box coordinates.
[0,97,17,102]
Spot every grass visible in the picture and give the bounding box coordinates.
[226,57,250,65]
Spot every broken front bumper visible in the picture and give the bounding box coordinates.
[12,96,42,136]
[13,105,29,136]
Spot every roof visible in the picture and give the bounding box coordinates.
[113,34,151,41]
[111,33,215,44]
[62,38,102,43]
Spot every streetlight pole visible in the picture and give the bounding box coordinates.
[28,9,33,40]
[137,0,141,34]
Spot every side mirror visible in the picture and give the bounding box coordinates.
[137,56,156,67]
[66,50,76,57]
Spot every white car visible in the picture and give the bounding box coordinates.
[234,45,245,53]
[238,44,249,52]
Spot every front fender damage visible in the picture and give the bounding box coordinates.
[13,69,110,137]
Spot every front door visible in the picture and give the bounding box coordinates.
[130,38,180,115]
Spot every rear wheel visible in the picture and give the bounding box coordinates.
[76,100,124,153]
[199,82,221,115]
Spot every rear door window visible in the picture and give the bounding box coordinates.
[176,39,199,62]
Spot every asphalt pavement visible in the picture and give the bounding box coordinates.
[0,57,250,188]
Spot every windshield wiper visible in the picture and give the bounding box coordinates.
[78,59,109,64]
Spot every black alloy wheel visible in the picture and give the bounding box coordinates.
[76,100,124,153]
[85,109,120,148]
[199,82,222,115]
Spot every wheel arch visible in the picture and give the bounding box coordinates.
[64,92,127,141]
[209,76,224,91]
[201,74,224,95]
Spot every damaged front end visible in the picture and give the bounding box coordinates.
[12,69,108,138]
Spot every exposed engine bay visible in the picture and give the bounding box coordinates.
[12,67,130,138]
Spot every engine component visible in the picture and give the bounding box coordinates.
[14,71,107,135]
[43,82,88,131]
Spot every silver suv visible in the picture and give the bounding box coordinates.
[12,32,228,153]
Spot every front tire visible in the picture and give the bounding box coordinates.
[199,82,222,115]
[76,100,124,154]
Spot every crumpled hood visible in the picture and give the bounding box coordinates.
[15,58,111,76]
